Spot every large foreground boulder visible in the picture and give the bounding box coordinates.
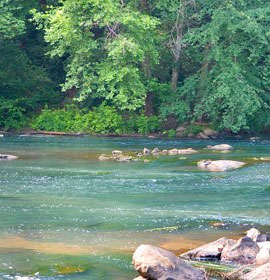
[221,237,260,265]
[181,237,229,260]
[132,245,206,280]
[198,160,246,172]
[0,154,18,160]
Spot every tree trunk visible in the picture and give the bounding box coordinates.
[171,64,179,93]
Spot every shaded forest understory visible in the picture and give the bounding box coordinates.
[1,0,270,136]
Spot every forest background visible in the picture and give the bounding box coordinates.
[1,0,270,136]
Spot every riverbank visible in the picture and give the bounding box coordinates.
[1,129,269,141]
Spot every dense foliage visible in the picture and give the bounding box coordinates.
[1,0,270,134]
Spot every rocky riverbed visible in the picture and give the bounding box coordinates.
[132,228,270,280]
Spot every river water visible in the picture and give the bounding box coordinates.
[0,136,269,279]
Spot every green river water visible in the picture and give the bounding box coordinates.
[0,136,269,280]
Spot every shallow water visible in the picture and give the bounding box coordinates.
[0,136,269,279]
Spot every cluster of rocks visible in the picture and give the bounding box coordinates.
[99,150,134,162]
[142,147,198,156]
[0,154,18,160]
[98,144,250,172]
[98,147,198,162]
[182,228,270,279]
[132,228,270,280]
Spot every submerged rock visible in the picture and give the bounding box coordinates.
[207,144,233,151]
[0,154,18,160]
[133,244,206,280]
[221,237,259,265]
[181,237,229,261]
[197,160,246,172]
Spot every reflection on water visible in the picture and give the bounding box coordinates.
[0,136,269,279]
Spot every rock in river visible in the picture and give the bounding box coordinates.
[112,150,123,157]
[0,154,18,160]
[181,237,229,261]
[197,160,246,172]
[207,144,233,151]
[168,149,179,155]
[132,244,206,280]
[143,148,151,155]
[178,148,197,155]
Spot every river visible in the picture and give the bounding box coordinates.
[0,136,269,279]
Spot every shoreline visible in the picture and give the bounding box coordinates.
[1,129,269,141]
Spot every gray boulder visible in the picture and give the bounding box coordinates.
[221,237,260,265]
[198,160,246,172]
[132,244,206,280]
[181,237,229,260]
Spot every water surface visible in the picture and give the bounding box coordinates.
[0,136,269,279]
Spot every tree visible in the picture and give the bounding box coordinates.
[33,0,159,111]
[180,0,270,132]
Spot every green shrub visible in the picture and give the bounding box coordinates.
[135,115,160,134]
[185,124,204,135]
[31,105,124,134]
[32,106,161,135]
[0,99,28,130]
[167,129,176,138]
